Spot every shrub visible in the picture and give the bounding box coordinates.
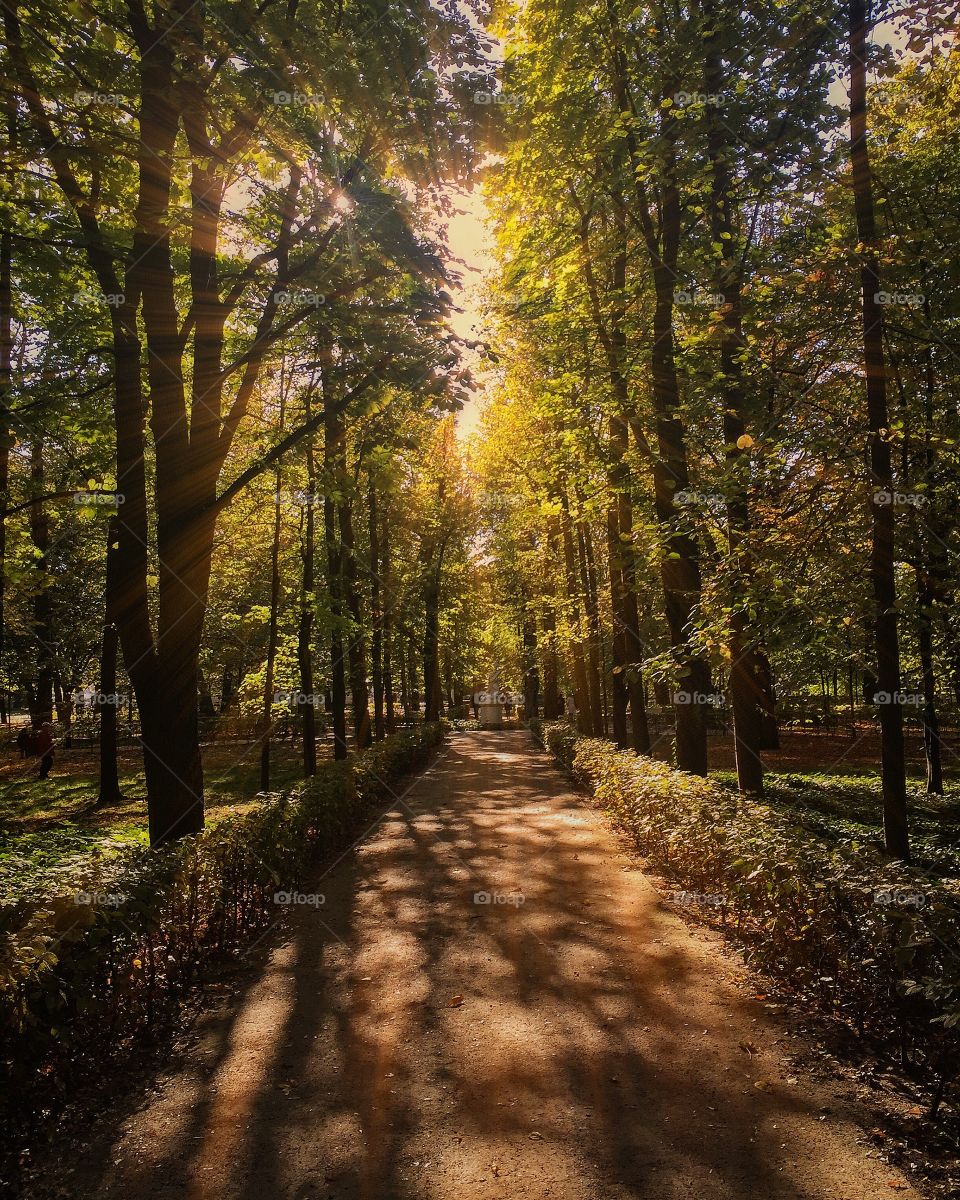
[0,722,443,1148]
[534,720,960,1105]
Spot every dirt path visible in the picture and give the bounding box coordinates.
[60,730,920,1200]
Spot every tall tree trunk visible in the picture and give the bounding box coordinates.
[260,421,284,792]
[259,389,287,790]
[324,383,348,760]
[556,506,590,730]
[338,466,370,747]
[0,96,12,725]
[604,0,709,774]
[423,570,443,721]
[704,16,766,794]
[604,479,630,749]
[575,511,605,736]
[577,194,647,749]
[97,516,126,805]
[407,634,418,716]
[369,475,385,740]
[382,513,396,732]
[849,0,909,858]
[298,395,317,777]
[522,608,541,720]
[916,561,943,794]
[28,437,53,726]
[540,604,563,719]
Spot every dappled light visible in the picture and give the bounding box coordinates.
[1,0,959,1194]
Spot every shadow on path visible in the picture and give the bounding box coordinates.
[60,731,919,1200]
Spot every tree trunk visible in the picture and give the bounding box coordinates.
[423,571,443,722]
[604,0,709,774]
[604,481,630,749]
[522,610,541,720]
[298,395,317,777]
[369,475,385,739]
[849,0,909,858]
[540,604,563,719]
[339,480,370,747]
[97,516,126,805]
[916,561,943,794]
[260,447,284,792]
[575,510,605,736]
[0,96,12,724]
[556,507,590,730]
[407,634,418,716]
[324,383,348,760]
[382,514,396,732]
[703,13,768,793]
[28,437,53,726]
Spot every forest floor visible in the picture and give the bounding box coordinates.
[28,729,936,1200]
[0,740,313,902]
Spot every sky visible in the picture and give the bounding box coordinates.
[443,187,496,439]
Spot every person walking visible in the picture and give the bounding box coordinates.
[35,722,55,779]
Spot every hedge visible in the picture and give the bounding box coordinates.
[531,719,960,1107]
[0,721,443,1148]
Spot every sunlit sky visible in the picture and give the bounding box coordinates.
[444,186,495,439]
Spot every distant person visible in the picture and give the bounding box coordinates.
[35,722,55,779]
[16,726,34,758]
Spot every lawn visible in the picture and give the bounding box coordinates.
[0,738,320,904]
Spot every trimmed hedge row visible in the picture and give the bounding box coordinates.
[532,719,960,1102]
[0,722,443,1143]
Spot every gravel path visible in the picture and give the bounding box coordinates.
[61,730,920,1200]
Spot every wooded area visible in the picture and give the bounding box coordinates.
[2,0,960,1193]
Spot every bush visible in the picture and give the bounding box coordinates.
[0,722,443,1148]
[533,720,960,1104]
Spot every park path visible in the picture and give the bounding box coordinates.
[64,731,918,1200]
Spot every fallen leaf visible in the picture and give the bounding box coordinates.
[448,994,464,1008]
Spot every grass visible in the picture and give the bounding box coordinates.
[711,766,960,880]
[0,739,318,904]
